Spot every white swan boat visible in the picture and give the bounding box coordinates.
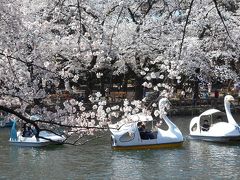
[9,121,66,147]
[109,98,184,150]
[189,95,240,142]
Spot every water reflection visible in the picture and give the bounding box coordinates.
[207,144,240,178]
[9,146,47,162]
[111,151,146,179]
[188,140,240,179]
[110,147,188,179]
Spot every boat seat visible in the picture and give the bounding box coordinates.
[140,131,157,140]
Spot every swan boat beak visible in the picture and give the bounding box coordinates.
[226,95,235,103]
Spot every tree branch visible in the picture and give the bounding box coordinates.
[0,51,58,75]
[212,0,233,42]
[178,0,195,60]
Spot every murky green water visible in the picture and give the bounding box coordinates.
[1,115,240,179]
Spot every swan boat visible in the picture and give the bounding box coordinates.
[9,121,66,147]
[189,95,240,142]
[109,98,184,150]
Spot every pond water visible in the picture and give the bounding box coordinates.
[1,115,240,179]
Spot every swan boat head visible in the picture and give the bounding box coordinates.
[158,97,171,112]
[224,95,238,126]
[158,97,183,138]
[224,94,235,103]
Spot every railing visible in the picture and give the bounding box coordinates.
[108,91,128,102]
[169,96,240,116]
[170,97,224,107]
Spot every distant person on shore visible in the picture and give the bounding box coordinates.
[180,90,185,99]
[208,82,212,94]
[214,90,219,107]
[214,90,219,98]
[204,92,209,99]
[192,93,198,106]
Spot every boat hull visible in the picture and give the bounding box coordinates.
[112,141,183,150]
[188,135,240,143]
[9,140,50,147]
[9,131,65,147]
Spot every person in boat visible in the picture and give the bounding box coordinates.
[31,125,37,136]
[138,122,147,139]
[22,123,27,136]
[202,120,210,131]
[137,122,154,140]
[144,124,155,139]
[137,121,142,127]
[22,124,33,137]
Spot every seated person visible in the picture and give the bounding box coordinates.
[146,131,155,139]
[23,126,33,137]
[202,120,210,131]
[31,126,37,135]
[138,122,147,139]
[137,122,143,128]
[22,123,27,136]
[138,122,154,140]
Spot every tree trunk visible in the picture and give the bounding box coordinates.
[193,77,199,105]
[85,73,93,102]
[135,77,144,100]
[100,77,105,96]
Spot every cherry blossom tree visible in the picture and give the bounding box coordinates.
[1,0,240,145]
